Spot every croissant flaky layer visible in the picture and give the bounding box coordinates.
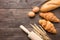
[40,0,60,12]
[39,12,60,22]
[39,19,57,34]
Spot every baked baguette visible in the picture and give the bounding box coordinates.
[40,0,60,12]
[39,19,57,34]
[39,12,60,22]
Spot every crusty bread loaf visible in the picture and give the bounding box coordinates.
[40,0,60,12]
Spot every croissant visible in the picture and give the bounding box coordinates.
[39,12,60,22]
[40,0,60,12]
[39,19,57,34]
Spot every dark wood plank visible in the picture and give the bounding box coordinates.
[0,0,46,9]
[0,28,31,40]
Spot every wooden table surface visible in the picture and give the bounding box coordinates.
[0,0,60,40]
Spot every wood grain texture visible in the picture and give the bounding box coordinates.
[0,0,60,40]
[0,0,46,9]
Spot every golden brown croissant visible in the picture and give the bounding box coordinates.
[40,0,60,12]
[39,12,60,22]
[39,19,57,34]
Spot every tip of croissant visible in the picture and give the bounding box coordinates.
[39,12,45,16]
[58,19,60,22]
[55,19,60,23]
[52,29,57,34]
[39,19,42,24]
[39,19,45,23]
